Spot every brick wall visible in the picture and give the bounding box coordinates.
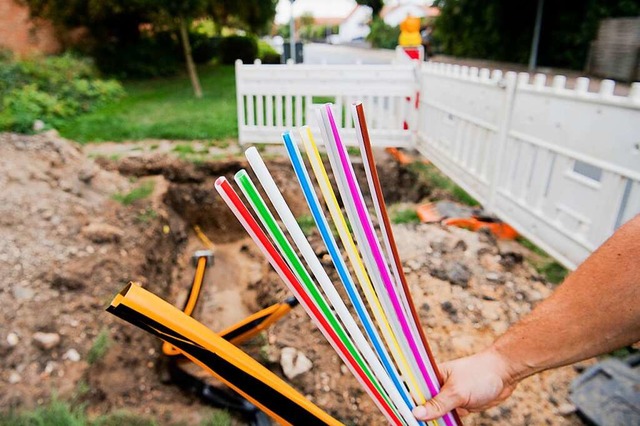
[0,0,61,57]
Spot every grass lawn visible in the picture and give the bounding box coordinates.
[58,65,237,143]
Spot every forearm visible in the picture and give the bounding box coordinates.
[492,215,640,383]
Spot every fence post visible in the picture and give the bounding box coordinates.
[411,61,422,146]
[486,71,518,212]
[235,60,245,145]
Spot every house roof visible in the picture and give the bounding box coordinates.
[312,17,345,26]
[380,4,440,26]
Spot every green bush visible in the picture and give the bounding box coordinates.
[260,52,281,64]
[191,34,222,64]
[94,30,221,76]
[92,32,182,78]
[0,53,124,133]
[367,18,400,49]
[257,39,281,64]
[219,35,258,64]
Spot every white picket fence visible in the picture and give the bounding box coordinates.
[235,59,640,269]
[417,62,640,269]
[235,59,418,147]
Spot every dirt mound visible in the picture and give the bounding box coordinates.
[0,132,190,421]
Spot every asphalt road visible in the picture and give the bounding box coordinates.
[302,43,395,65]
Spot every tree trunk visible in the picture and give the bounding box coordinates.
[178,17,203,98]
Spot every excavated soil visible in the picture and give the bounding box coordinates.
[0,132,589,425]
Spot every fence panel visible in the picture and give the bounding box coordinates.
[417,64,640,269]
[415,62,512,204]
[235,60,418,147]
[492,75,640,268]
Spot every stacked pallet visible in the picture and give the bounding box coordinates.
[587,17,640,82]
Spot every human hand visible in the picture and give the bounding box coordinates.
[413,348,518,420]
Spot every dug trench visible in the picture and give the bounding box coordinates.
[98,150,436,425]
[0,132,587,425]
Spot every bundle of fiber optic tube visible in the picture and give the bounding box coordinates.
[108,102,462,426]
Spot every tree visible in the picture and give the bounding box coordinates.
[21,0,277,83]
[151,0,209,98]
[356,0,384,17]
[432,0,640,70]
[299,12,315,41]
[208,0,277,36]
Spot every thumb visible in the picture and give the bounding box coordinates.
[412,387,461,421]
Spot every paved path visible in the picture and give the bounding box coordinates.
[303,43,395,65]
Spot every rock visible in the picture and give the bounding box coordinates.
[500,251,524,270]
[453,239,468,252]
[481,301,502,321]
[405,259,423,272]
[312,242,327,257]
[491,321,509,335]
[280,347,313,380]
[526,289,544,302]
[33,119,45,132]
[12,285,35,301]
[484,406,502,421]
[480,253,504,272]
[7,332,19,347]
[447,262,471,287]
[485,272,505,283]
[430,241,448,254]
[9,371,21,384]
[63,348,81,362]
[32,332,61,350]
[420,302,430,312]
[44,361,57,374]
[556,403,576,416]
[81,223,124,243]
[429,267,448,282]
[78,166,97,183]
[478,228,497,245]
[51,272,85,291]
[441,301,458,319]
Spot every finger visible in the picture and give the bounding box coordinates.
[412,387,463,421]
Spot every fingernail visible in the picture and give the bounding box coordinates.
[412,405,428,419]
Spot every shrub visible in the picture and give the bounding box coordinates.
[3,84,63,133]
[92,32,182,78]
[367,18,400,49]
[191,34,222,64]
[257,39,281,64]
[0,53,124,133]
[219,35,258,64]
